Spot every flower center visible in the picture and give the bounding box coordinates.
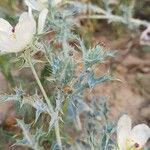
[125,139,142,150]
[11,27,16,39]
[134,143,139,148]
[12,27,15,33]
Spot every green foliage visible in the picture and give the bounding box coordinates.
[14,119,45,150]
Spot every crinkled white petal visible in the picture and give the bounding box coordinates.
[0,31,17,53]
[0,31,12,43]
[0,18,12,33]
[117,115,132,150]
[0,12,36,54]
[25,0,48,11]
[128,124,150,148]
[18,12,34,23]
[38,8,48,34]
[14,12,36,52]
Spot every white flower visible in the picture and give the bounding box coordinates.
[140,25,150,46]
[0,12,36,54]
[25,0,48,11]
[117,115,150,150]
[25,0,49,34]
[25,0,62,11]
[0,8,48,54]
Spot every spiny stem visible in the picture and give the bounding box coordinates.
[27,53,62,150]
[79,14,149,27]
[27,54,53,112]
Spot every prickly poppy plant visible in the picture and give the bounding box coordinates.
[0,0,150,150]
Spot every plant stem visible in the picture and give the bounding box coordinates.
[28,55,53,112]
[27,54,62,150]
[90,143,94,150]
[79,14,149,27]
[55,118,62,150]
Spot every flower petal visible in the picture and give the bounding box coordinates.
[15,12,36,52]
[0,31,16,53]
[38,8,48,34]
[0,31,11,43]
[0,12,36,54]
[117,115,132,150]
[0,18,12,33]
[128,124,150,148]
[25,0,47,11]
